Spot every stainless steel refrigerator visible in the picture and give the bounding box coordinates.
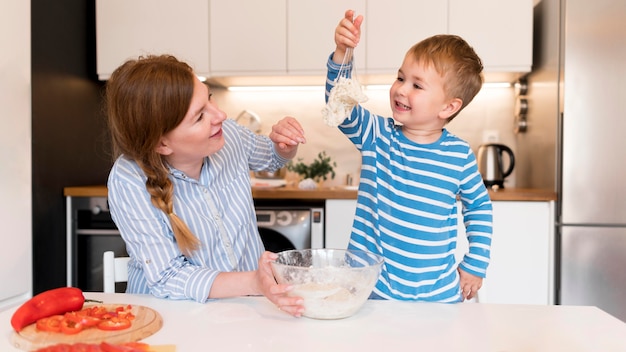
[557,0,626,322]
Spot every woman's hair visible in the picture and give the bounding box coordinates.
[406,35,484,121]
[106,55,200,256]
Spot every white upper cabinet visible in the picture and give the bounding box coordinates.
[287,0,366,75]
[96,0,533,83]
[449,0,533,76]
[209,0,286,76]
[95,0,209,80]
[365,1,448,75]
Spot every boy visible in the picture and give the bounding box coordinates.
[327,10,493,302]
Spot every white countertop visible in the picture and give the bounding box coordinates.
[3,293,626,352]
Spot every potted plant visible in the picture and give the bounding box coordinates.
[287,151,336,188]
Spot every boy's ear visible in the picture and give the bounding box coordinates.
[440,98,463,120]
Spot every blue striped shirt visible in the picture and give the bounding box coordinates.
[107,119,288,303]
[326,55,493,303]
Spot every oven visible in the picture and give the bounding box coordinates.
[66,196,127,293]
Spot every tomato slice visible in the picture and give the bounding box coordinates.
[97,317,131,331]
[35,315,64,332]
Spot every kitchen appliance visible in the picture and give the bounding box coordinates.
[66,196,127,293]
[255,207,324,252]
[476,143,515,189]
[235,109,261,133]
[557,0,626,322]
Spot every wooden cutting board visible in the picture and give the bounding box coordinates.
[10,304,163,351]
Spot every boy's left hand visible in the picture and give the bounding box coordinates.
[458,268,483,301]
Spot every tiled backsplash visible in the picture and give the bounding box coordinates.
[212,85,517,187]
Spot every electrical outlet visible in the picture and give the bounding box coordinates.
[482,130,500,143]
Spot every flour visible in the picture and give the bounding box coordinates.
[290,282,365,320]
[321,76,368,127]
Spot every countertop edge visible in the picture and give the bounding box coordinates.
[63,185,557,202]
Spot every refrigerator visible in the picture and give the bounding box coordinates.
[557,0,626,322]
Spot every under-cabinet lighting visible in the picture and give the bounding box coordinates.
[227,85,324,92]
[364,85,391,91]
[365,82,512,91]
[226,82,511,92]
[482,82,513,88]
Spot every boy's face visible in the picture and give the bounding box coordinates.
[389,56,461,131]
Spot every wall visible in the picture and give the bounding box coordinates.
[212,83,518,187]
[0,1,32,309]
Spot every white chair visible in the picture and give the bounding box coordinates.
[102,250,130,293]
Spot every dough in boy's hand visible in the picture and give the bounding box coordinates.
[322,76,368,127]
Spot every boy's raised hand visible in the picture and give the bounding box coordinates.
[332,9,364,64]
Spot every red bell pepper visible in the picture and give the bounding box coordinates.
[11,287,85,332]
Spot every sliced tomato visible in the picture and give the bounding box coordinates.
[97,317,131,331]
[36,315,64,332]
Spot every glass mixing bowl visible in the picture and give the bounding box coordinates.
[271,249,383,319]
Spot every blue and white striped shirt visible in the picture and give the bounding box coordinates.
[326,55,493,303]
[107,119,288,303]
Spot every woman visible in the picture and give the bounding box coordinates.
[106,55,305,316]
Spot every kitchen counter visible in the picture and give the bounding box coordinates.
[2,293,625,351]
[64,185,557,201]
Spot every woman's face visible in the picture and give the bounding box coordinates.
[156,77,227,173]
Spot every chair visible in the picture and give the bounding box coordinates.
[102,251,130,293]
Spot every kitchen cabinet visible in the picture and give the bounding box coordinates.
[96,0,533,83]
[209,0,285,76]
[287,0,366,75]
[327,200,555,305]
[95,0,210,80]
[365,0,448,75]
[324,199,357,249]
[449,0,533,76]
[457,201,555,305]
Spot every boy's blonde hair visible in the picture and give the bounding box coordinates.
[406,35,484,121]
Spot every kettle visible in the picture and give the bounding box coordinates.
[476,143,515,189]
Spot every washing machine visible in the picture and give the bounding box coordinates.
[255,207,324,252]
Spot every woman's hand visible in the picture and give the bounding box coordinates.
[269,116,306,159]
[333,9,364,64]
[256,251,305,317]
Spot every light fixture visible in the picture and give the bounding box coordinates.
[227,85,324,92]
[364,82,512,91]
[483,82,513,88]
